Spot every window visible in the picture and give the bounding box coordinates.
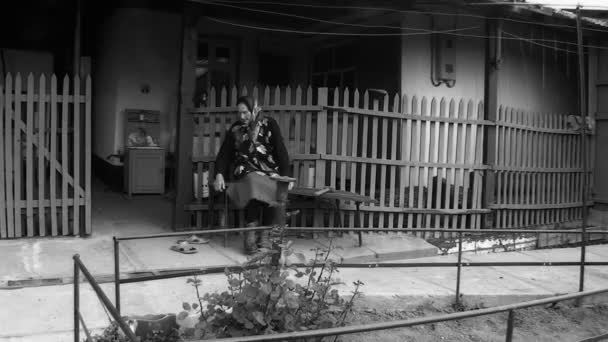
[194,37,238,107]
[311,42,357,90]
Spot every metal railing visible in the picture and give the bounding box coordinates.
[112,226,608,313]
[70,226,608,342]
[194,286,608,342]
[73,254,138,342]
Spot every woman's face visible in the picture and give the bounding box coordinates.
[238,103,253,123]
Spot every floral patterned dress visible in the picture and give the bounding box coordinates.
[215,115,290,208]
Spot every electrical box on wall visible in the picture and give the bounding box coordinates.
[434,34,456,82]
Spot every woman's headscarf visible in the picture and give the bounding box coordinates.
[237,95,263,141]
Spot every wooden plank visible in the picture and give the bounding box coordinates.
[85,76,92,234]
[463,100,476,230]
[4,75,14,237]
[496,107,504,228]
[505,108,514,227]
[388,94,399,229]
[420,97,432,234]
[14,74,22,237]
[329,89,339,227]
[49,75,58,235]
[446,99,458,231]
[340,92,348,195]
[369,100,379,228]
[532,112,539,225]
[322,105,495,125]
[38,75,47,236]
[489,201,592,210]
[379,115,388,228]
[314,88,328,227]
[25,74,35,236]
[0,80,5,238]
[427,98,439,233]
[521,111,529,227]
[61,75,69,235]
[360,91,369,228]
[398,94,407,230]
[455,100,467,230]
[73,76,81,236]
[349,89,360,228]
[411,97,422,231]
[435,98,448,230]
[473,101,485,229]
[514,110,522,227]
[294,87,303,155]
[540,113,547,225]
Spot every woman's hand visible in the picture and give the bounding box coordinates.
[288,181,295,191]
[214,174,226,192]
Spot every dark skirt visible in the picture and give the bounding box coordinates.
[226,172,281,209]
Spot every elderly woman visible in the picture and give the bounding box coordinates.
[213,96,293,254]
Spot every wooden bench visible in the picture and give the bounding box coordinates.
[185,182,378,246]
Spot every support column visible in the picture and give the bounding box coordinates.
[172,5,198,230]
[482,19,502,229]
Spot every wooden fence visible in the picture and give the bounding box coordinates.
[491,106,591,228]
[191,86,492,234]
[189,85,589,233]
[0,73,92,238]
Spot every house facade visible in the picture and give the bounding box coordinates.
[2,0,608,238]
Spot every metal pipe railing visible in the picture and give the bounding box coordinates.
[115,226,608,241]
[196,286,608,342]
[112,226,608,310]
[73,254,137,342]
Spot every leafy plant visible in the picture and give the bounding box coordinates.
[89,317,180,342]
[180,226,364,341]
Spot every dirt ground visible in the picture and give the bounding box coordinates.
[339,297,608,342]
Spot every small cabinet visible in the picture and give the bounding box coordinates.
[124,147,165,196]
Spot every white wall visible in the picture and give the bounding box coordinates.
[400,14,486,103]
[399,14,578,114]
[93,8,181,163]
[498,22,578,114]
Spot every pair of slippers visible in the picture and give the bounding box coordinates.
[170,235,209,254]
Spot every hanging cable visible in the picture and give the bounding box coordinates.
[196,0,608,51]
[206,0,608,34]
[204,16,480,36]
[205,16,600,54]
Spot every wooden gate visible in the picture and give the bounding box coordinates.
[0,73,92,238]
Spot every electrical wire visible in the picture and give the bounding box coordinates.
[205,16,600,53]
[205,16,480,36]
[198,0,608,51]
[503,30,584,53]
[194,0,437,32]
[206,0,608,34]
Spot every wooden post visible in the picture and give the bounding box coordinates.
[482,19,502,229]
[314,88,328,227]
[172,6,198,230]
[576,7,589,294]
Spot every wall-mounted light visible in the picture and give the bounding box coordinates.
[140,84,151,94]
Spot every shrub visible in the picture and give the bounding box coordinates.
[180,226,363,341]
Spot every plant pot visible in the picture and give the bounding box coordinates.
[126,313,179,341]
